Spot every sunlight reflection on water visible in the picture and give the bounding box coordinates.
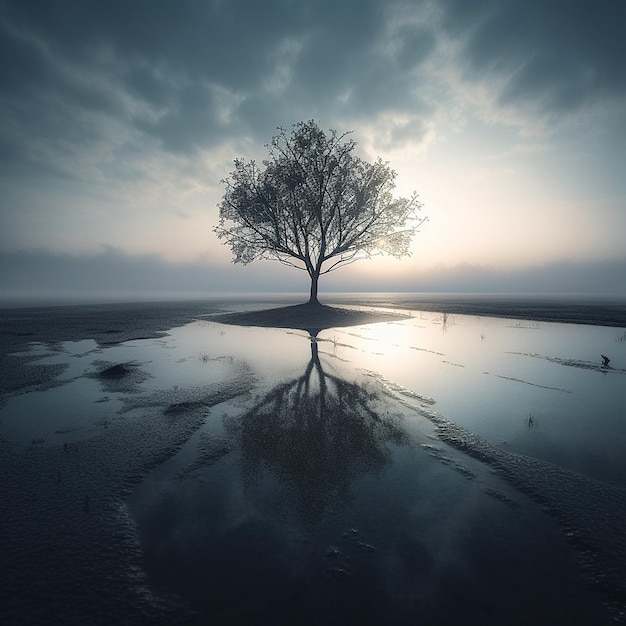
[324,311,625,486]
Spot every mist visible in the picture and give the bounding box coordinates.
[1,249,624,308]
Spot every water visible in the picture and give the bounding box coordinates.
[1,305,625,624]
[326,311,626,486]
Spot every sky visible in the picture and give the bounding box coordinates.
[1,0,625,304]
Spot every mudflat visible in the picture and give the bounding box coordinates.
[1,295,625,624]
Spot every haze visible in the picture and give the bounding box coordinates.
[1,0,625,304]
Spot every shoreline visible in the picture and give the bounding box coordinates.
[322,293,626,328]
[3,292,626,317]
[3,295,623,399]
[1,294,624,355]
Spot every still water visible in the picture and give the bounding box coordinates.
[130,311,624,624]
[2,309,625,624]
[328,311,626,486]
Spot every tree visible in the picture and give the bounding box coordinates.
[215,120,425,305]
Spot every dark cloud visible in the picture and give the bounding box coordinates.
[121,65,172,108]
[394,24,436,72]
[0,0,438,167]
[0,15,50,93]
[134,82,230,153]
[289,1,384,95]
[2,0,623,174]
[439,0,626,114]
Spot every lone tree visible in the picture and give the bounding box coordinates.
[215,120,425,304]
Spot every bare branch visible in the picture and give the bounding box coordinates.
[214,121,425,301]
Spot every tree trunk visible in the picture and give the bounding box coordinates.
[308,271,320,305]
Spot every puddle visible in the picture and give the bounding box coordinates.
[1,307,624,624]
[127,316,623,623]
[331,312,626,486]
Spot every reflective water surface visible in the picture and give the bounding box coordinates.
[328,311,626,486]
[2,307,625,624]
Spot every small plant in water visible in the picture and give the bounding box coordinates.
[435,312,450,332]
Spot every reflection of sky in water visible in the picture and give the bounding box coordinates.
[325,312,625,486]
[2,312,624,483]
[3,309,623,622]
[127,315,620,623]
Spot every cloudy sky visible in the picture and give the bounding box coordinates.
[1,0,625,303]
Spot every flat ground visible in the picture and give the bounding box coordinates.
[211,302,409,331]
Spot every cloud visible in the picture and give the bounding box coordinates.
[0,0,439,165]
[1,0,624,286]
[6,0,621,179]
[3,0,624,169]
[438,0,626,117]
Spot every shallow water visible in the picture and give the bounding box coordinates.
[1,306,625,624]
[328,310,626,486]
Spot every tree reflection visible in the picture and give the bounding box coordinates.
[225,331,409,521]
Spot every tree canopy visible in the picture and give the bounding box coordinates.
[215,120,425,304]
